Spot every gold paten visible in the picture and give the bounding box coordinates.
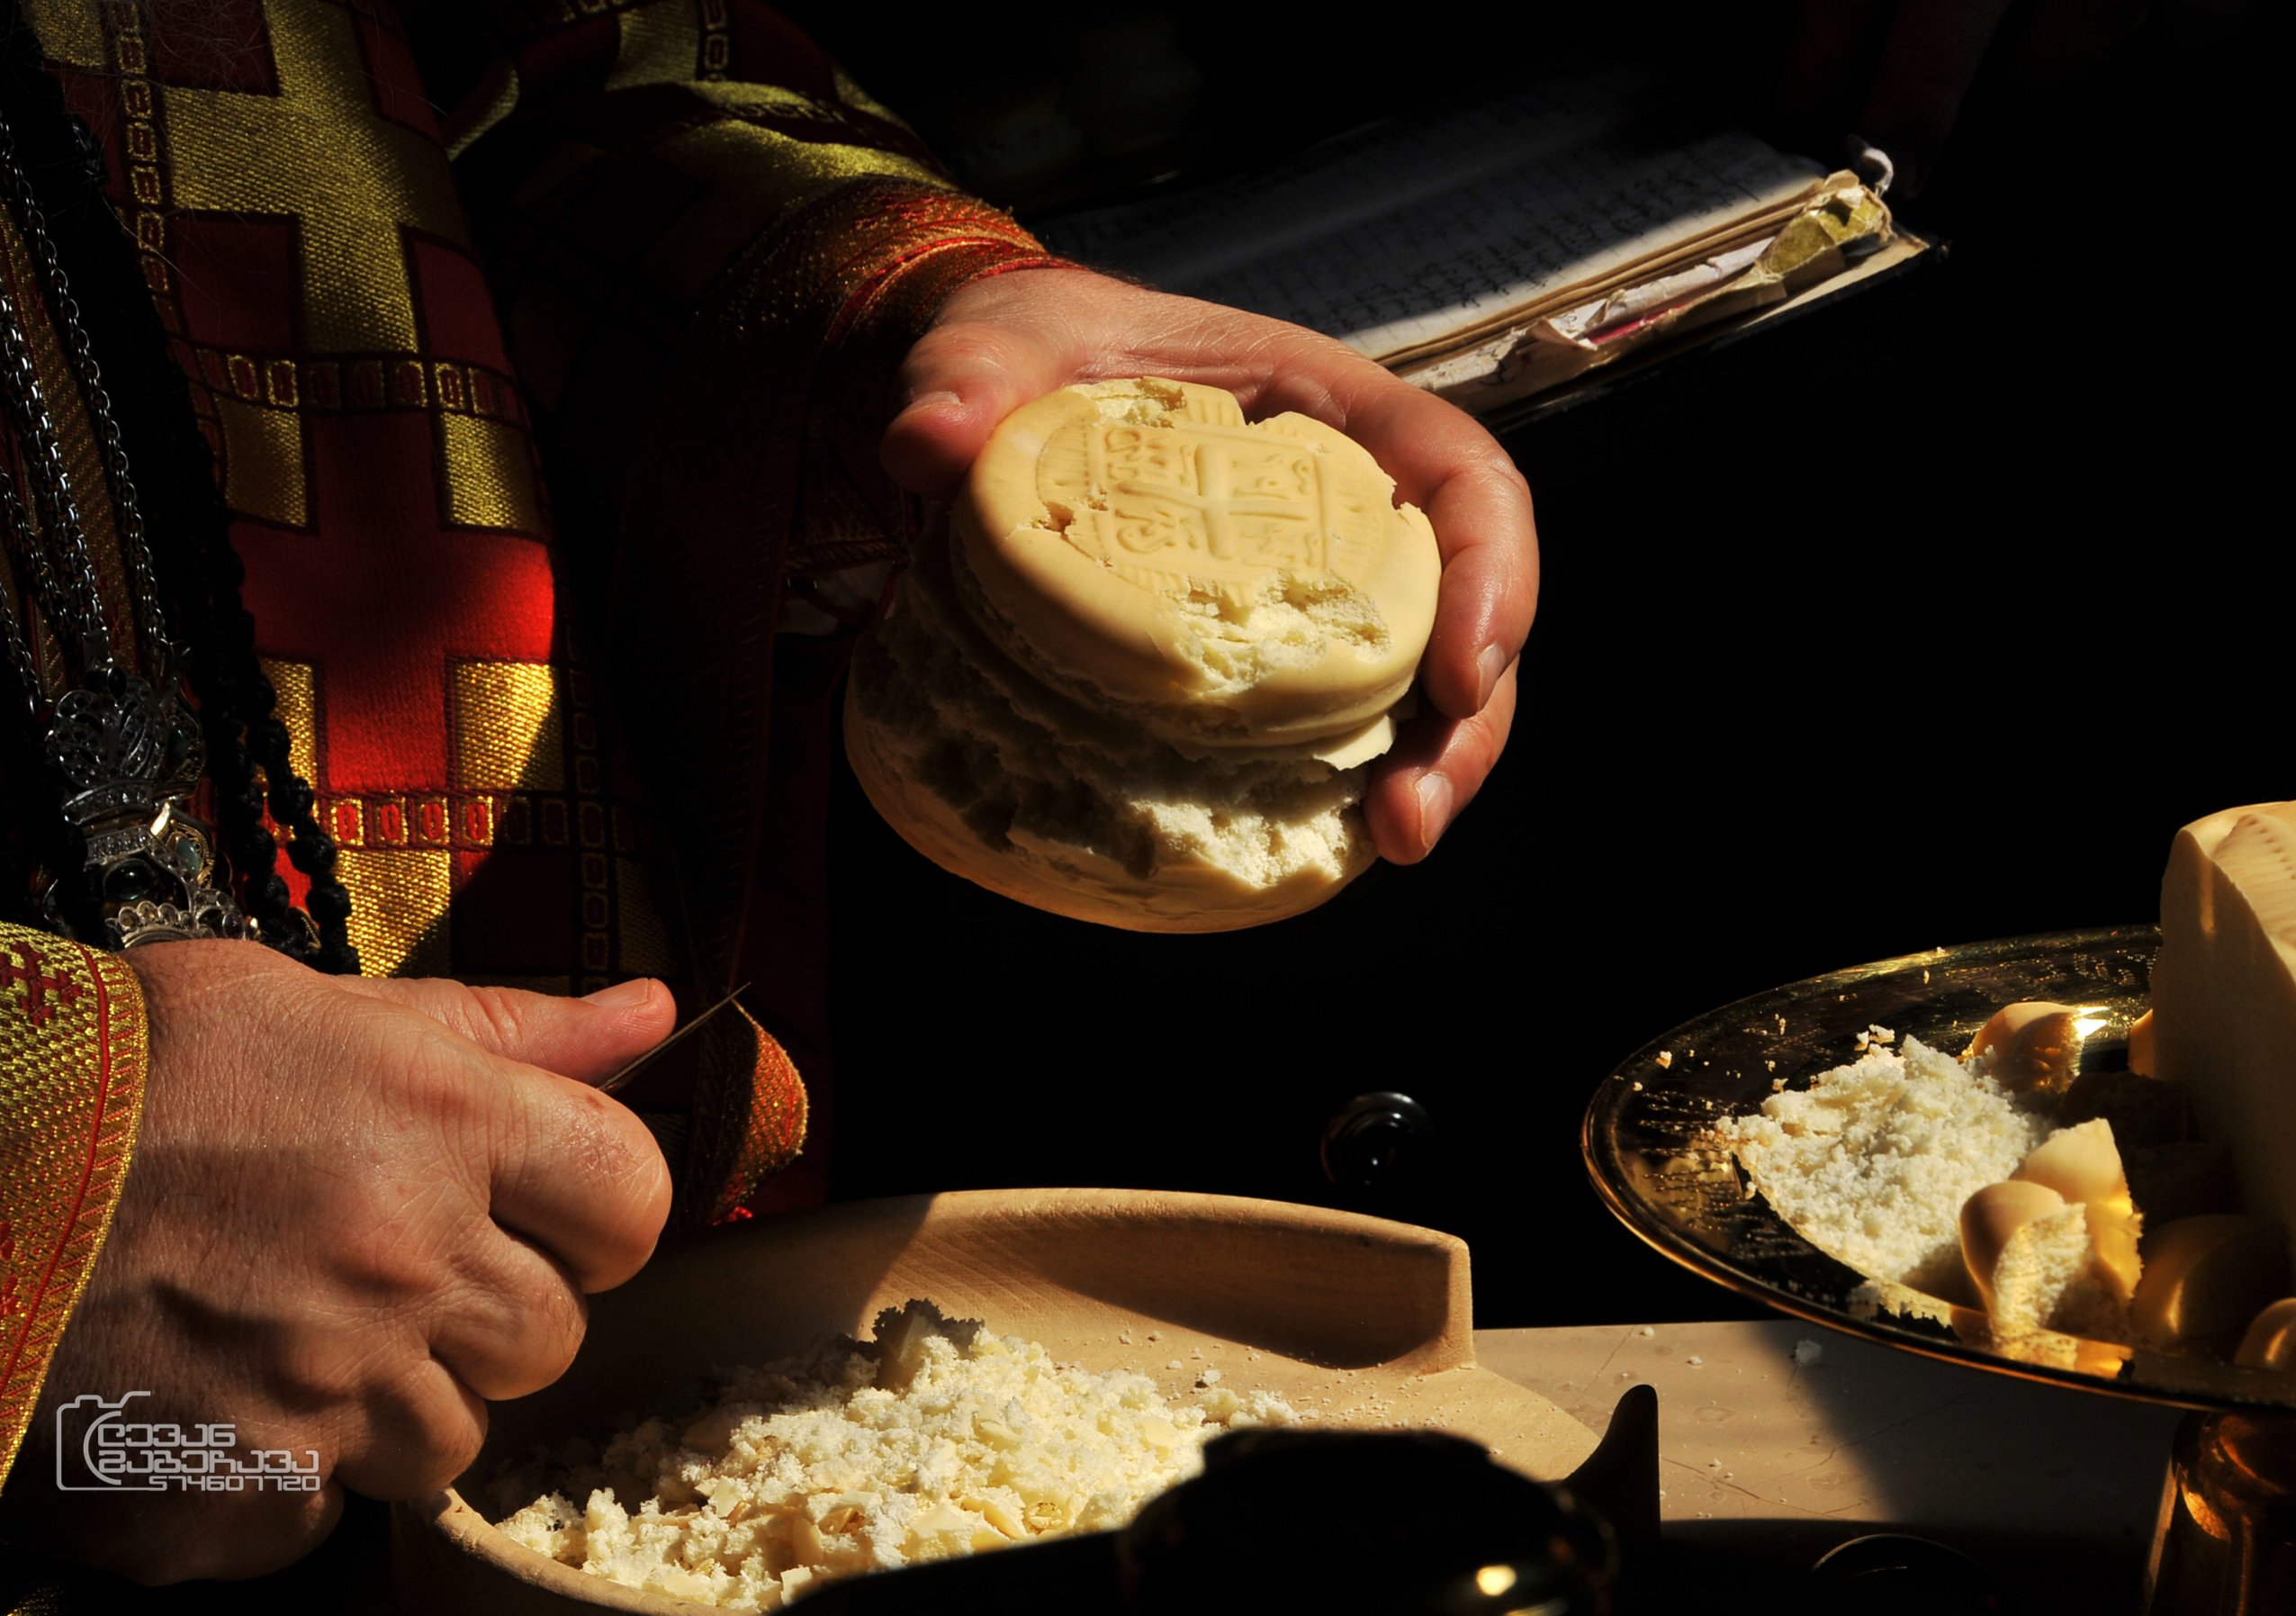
[1585,925,2296,1413]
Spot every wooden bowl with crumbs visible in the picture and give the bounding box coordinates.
[390,1188,1598,1613]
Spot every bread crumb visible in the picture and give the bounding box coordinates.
[1712,1035,2049,1289]
[1792,1340,1824,1367]
[1656,1051,1673,1069]
[491,1301,1297,1610]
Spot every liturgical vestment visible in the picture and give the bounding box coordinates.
[0,0,1054,1498]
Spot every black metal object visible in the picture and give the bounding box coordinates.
[1805,1533,2005,1614]
[788,1397,1661,1614]
[1321,1091,1438,1196]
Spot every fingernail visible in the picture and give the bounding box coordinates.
[1473,645,1508,710]
[900,389,964,420]
[585,979,656,1012]
[1413,772,1454,855]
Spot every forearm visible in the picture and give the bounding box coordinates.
[426,1,1056,579]
[411,5,1059,1104]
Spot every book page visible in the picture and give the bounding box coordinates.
[1037,69,1823,362]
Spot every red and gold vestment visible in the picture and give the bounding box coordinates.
[0,0,1052,1495]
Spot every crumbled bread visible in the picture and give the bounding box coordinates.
[1986,1199,2126,1338]
[845,539,1372,930]
[2012,1117,2143,1301]
[491,1302,1297,1611]
[1714,1036,2051,1292]
[1966,1002,2101,1094]
[1726,1028,2171,1351]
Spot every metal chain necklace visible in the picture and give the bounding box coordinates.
[0,103,254,951]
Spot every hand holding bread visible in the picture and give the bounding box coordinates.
[872,268,1536,913]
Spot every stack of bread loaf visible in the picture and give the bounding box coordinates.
[844,378,1439,931]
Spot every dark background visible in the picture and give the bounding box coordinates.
[810,5,2285,1327]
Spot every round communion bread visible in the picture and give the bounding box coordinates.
[844,378,1440,932]
[955,376,1439,749]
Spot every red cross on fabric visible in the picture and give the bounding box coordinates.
[1,942,82,1028]
[232,406,558,793]
[149,11,558,798]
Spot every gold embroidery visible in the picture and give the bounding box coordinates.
[338,847,452,979]
[442,59,522,162]
[321,791,536,853]
[606,3,702,90]
[0,931,146,1485]
[16,0,102,68]
[165,5,471,353]
[641,121,944,304]
[438,411,545,534]
[452,661,563,792]
[259,657,321,788]
[698,0,731,77]
[106,5,172,302]
[214,396,307,528]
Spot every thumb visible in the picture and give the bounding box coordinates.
[880,313,1073,501]
[339,975,676,1085]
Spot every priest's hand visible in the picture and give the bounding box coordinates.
[880,266,1534,867]
[2,941,675,1583]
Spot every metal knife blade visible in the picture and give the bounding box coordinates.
[597,982,750,1096]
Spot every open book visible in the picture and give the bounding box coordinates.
[1035,62,1927,417]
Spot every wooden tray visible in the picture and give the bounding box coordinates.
[392,1189,1598,1613]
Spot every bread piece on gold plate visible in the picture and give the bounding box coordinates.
[845,379,1440,931]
